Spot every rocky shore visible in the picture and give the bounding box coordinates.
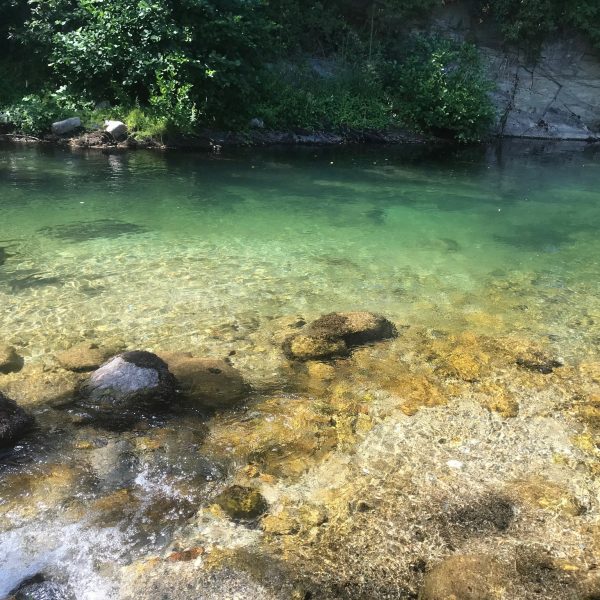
[0,125,431,153]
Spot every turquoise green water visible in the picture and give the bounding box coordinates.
[0,142,599,363]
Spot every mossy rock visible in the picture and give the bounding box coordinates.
[214,485,268,521]
[283,311,397,361]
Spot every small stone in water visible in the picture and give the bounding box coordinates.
[447,459,464,470]
[214,485,268,521]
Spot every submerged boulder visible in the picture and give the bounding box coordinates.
[214,485,268,521]
[0,344,24,374]
[0,392,34,447]
[56,342,110,372]
[79,351,177,421]
[283,311,397,361]
[159,352,249,408]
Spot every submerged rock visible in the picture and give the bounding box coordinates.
[420,554,511,600]
[214,485,268,521]
[56,342,110,372]
[79,351,177,421]
[159,352,248,408]
[0,392,34,447]
[516,353,563,374]
[7,574,73,600]
[283,311,397,360]
[0,343,24,374]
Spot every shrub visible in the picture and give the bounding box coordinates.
[387,36,495,142]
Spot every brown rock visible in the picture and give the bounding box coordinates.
[56,342,109,372]
[420,554,511,600]
[159,353,248,408]
[0,344,24,374]
[283,311,397,361]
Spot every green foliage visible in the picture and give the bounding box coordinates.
[22,0,274,125]
[388,37,495,142]
[255,63,394,130]
[122,108,168,139]
[0,88,93,134]
[1,0,494,141]
[478,0,600,54]
[253,35,494,142]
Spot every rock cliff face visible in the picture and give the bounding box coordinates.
[433,3,600,140]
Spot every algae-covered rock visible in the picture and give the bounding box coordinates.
[214,485,268,521]
[420,554,511,600]
[0,392,34,447]
[159,352,248,408]
[0,344,24,374]
[79,351,177,423]
[56,342,110,372]
[283,311,397,360]
[284,335,347,361]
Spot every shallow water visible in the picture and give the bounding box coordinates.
[0,140,599,598]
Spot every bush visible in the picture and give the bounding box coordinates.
[255,62,395,130]
[1,0,494,141]
[0,88,93,134]
[22,0,275,125]
[477,0,600,54]
[387,36,495,142]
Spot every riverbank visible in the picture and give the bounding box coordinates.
[0,126,432,152]
[3,128,599,157]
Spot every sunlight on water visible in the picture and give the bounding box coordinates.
[0,140,599,598]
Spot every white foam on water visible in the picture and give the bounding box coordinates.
[0,519,125,599]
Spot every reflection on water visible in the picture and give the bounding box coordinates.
[0,140,598,599]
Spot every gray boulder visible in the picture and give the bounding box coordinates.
[0,392,34,447]
[104,120,128,140]
[80,351,177,422]
[51,117,81,135]
[249,117,265,129]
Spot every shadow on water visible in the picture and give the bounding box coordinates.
[8,273,63,292]
[494,220,597,251]
[38,219,148,243]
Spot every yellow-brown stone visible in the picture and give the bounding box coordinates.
[509,477,584,516]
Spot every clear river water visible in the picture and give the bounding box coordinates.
[0,141,598,599]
